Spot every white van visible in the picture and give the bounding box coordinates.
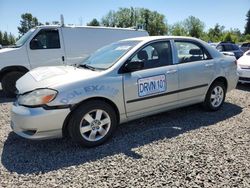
[0,25,148,95]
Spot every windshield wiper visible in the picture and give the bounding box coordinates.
[78,64,96,71]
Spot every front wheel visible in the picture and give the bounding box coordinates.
[2,71,25,97]
[68,100,117,147]
[203,82,226,111]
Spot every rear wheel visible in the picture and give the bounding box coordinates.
[203,82,226,111]
[68,100,117,147]
[2,71,25,97]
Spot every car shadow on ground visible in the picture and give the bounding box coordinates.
[0,89,15,103]
[236,83,250,92]
[1,102,242,174]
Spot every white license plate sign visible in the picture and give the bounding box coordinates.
[138,75,166,97]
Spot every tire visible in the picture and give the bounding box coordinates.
[203,81,226,111]
[2,71,25,97]
[68,100,117,147]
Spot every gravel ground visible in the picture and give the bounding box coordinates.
[0,84,249,187]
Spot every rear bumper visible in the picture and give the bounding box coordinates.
[237,67,250,83]
[11,103,70,140]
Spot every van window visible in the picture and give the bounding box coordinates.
[15,28,36,47]
[30,29,60,50]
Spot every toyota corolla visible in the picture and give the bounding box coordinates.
[11,36,238,147]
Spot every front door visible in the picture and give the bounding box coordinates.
[123,40,179,118]
[27,28,65,68]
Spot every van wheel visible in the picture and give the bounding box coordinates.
[203,82,226,111]
[68,100,117,147]
[2,71,25,97]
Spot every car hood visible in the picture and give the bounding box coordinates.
[0,47,17,54]
[16,66,101,94]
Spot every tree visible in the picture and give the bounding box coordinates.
[18,13,40,36]
[143,9,168,35]
[244,9,250,35]
[183,16,205,38]
[2,32,9,46]
[101,7,168,36]
[207,23,225,42]
[169,22,188,36]
[245,34,250,41]
[222,32,235,43]
[87,18,100,26]
[9,33,16,44]
[101,10,117,27]
[0,31,3,44]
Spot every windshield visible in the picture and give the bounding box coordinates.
[15,28,36,47]
[80,40,140,70]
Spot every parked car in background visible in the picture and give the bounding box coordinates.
[240,42,250,52]
[0,25,148,96]
[208,42,218,48]
[216,42,243,59]
[237,50,250,83]
[11,36,238,147]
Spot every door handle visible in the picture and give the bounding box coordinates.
[166,69,178,74]
[62,56,65,62]
[205,63,214,67]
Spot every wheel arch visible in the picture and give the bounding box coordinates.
[210,76,228,91]
[62,97,120,137]
[0,66,29,81]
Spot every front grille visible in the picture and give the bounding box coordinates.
[239,77,250,81]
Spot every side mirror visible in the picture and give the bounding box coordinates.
[123,60,144,73]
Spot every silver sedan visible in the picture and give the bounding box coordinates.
[11,36,238,147]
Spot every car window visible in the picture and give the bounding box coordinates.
[224,44,233,51]
[30,29,60,50]
[175,41,210,63]
[130,41,172,69]
[216,45,223,52]
[232,44,239,50]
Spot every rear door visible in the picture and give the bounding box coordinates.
[27,28,65,68]
[174,40,215,101]
[123,40,179,118]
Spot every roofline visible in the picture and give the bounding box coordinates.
[35,25,147,32]
[121,36,205,42]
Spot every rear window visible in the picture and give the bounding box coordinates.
[242,43,250,47]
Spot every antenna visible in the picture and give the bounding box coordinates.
[60,14,64,26]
